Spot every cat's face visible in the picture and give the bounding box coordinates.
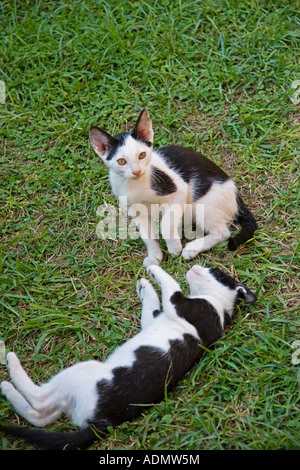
[106,134,151,179]
[186,265,256,306]
[90,108,153,179]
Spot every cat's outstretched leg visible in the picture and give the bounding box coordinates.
[1,381,60,426]
[160,204,183,257]
[1,353,61,426]
[181,226,231,260]
[128,205,163,267]
[136,278,161,329]
[147,265,181,319]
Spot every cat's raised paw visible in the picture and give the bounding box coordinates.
[146,264,163,282]
[136,278,150,299]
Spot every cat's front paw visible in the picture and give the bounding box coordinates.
[166,239,182,256]
[136,278,150,300]
[181,247,199,260]
[147,264,163,283]
[143,256,161,268]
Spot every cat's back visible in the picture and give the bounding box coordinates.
[156,145,230,183]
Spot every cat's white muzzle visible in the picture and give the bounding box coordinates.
[186,265,211,296]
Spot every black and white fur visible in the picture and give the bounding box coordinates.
[0,264,256,450]
[90,109,257,267]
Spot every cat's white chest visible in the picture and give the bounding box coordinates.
[109,171,150,205]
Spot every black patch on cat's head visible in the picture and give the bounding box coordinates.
[209,268,257,305]
[209,267,237,290]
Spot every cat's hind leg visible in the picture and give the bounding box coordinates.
[182,180,237,260]
[2,352,62,426]
[1,380,60,427]
[136,278,161,329]
[181,226,230,260]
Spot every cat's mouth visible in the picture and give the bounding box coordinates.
[130,171,143,178]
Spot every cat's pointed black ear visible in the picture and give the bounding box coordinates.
[236,283,257,304]
[132,108,153,145]
[89,126,116,159]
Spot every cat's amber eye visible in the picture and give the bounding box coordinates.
[117,158,126,165]
[139,152,146,160]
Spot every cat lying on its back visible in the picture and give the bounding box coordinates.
[0,264,256,450]
[90,109,257,267]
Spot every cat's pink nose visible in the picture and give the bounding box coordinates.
[132,168,141,176]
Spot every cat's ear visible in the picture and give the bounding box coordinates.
[236,283,257,304]
[132,108,153,144]
[89,126,116,160]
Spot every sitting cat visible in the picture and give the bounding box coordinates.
[90,109,257,267]
[0,264,256,450]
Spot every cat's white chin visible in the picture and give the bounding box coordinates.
[130,173,144,179]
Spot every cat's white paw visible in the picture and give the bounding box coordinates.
[136,278,150,299]
[181,247,199,260]
[166,240,182,256]
[146,264,163,282]
[143,256,161,268]
[1,380,13,396]
[6,352,20,371]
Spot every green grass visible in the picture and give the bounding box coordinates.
[0,0,299,450]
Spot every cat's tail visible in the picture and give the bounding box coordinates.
[228,195,257,250]
[0,421,107,450]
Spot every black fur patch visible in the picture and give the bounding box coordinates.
[157,145,230,200]
[209,267,237,290]
[106,131,152,161]
[227,194,258,250]
[93,336,201,428]
[151,166,177,196]
[170,291,224,347]
[223,309,232,326]
[152,309,162,318]
[105,133,125,161]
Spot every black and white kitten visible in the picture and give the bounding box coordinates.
[90,109,257,267]
[0,264,256,450]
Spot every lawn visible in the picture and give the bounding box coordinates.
[0,0,299,450]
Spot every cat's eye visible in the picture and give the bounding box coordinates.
[117,158,127,165]
[139,152,146,160]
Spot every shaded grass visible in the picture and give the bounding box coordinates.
[0,0,299,450]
